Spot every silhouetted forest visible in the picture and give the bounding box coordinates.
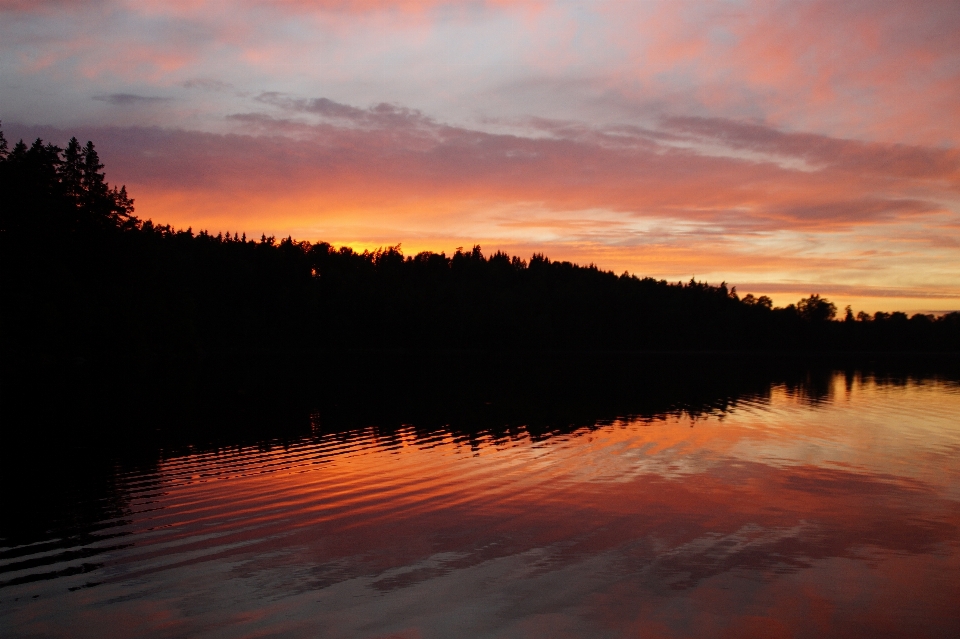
[3,128,957,365]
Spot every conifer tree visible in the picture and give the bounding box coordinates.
[62,137,84,202]
[81,140,108,204]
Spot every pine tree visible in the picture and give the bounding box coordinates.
[110,184,136,228]
[81,140,108,204]
[62,137,84,202]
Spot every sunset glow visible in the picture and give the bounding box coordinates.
[3,0,959,312]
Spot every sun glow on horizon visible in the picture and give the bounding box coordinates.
[2,0,958,314]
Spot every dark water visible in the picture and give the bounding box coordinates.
[2,367,959,638]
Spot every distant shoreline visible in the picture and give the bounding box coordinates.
[3,129,959,379]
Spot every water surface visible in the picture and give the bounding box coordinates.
[2,370,959,638]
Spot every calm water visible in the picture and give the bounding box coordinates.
[3,371,960,638]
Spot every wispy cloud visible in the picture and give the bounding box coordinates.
[9,96,957,244]
[181,78,232,92]
[92,93,170,106]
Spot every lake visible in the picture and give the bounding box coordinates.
[2,363,959,638]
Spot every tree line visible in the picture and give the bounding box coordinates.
[2,128,958,365]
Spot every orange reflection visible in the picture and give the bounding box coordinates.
[147,378,960,636]
[4,376,959,638]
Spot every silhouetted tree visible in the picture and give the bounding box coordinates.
[2,125,957,375]
[62,137,84,202]
[798,294,837,322]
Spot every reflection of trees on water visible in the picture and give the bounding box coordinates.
[311,354,956,428]
[1,356,957,588]
[778,364,960,406]
[0,451,138,589]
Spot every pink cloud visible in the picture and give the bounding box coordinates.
[590,0,960,145]
[661,116,960,181]
[0,0,543,18]
[11,99,956,235]
[6,1,958,146]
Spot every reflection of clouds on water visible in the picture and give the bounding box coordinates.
[725,380,960,495]
[2,371,960,637]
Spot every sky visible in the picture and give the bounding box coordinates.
[2,0,959,313]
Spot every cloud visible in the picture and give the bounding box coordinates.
[9,97,957,238]
[661,116,960,181]
[92,93,171,106]
[181,78,233,92]
[248,0,532,13]
[0,0,539,19]
[0,0,105,12]
[5,1,958,145]
[253,93,433,130]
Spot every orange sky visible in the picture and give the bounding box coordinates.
[2,0,959,312]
